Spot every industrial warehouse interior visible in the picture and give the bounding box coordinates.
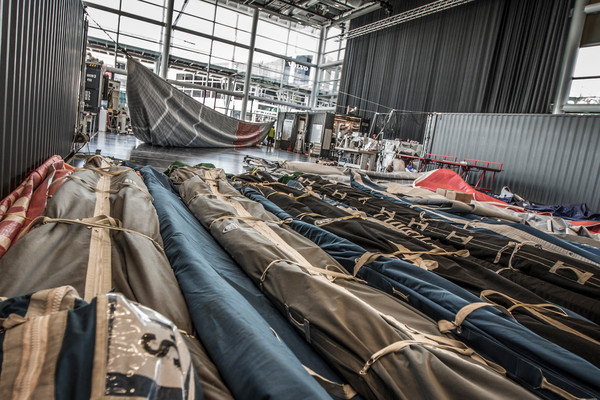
[1,0,600,399]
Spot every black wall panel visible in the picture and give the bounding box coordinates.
[0,0,85,199]
[338,0,573,118]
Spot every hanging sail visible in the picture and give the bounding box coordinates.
[126,57,272,148]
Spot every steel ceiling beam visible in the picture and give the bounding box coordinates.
[346,0,475,39]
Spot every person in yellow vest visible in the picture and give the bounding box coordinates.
[267,126,275,150]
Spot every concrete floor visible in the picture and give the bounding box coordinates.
[75,132,315,174]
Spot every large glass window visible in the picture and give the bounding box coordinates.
[84,0,347,119]
[568,46,600,105]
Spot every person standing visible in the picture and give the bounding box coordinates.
[267,126,275,150]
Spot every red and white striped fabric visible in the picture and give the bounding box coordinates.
[0,155,73,259]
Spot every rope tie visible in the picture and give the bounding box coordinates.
[540,376,590,400]
[0,212,34,222]
[21,215,163,250]
[315,214,366,227]
[260,259,364,290]
[438,302,512,334]
[494,241,540,268]
[303,365,358,399]
[359,332,505,376]
[353,248,469,275]
[296,212,327,220]
[187,192,237,205]
[358,197,370,204]
[209,215,291,230]
[494,242,517,263]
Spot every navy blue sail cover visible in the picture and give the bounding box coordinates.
[138,165,353,400]
[241,185,600,400]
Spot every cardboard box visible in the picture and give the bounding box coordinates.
[445,190,472,204]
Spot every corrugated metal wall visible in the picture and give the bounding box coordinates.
[338,0,572,117]
[0,0,85,199]
[427,114,600,211]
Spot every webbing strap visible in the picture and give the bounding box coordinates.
[303,366,358,399]
[550,261,595,285]
[438,302,507,334]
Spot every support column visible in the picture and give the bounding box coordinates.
[160,0,175,79]
[552,0,589,114]
[113,0,123,79]
[310,27,326,109]
[241,8,259,121]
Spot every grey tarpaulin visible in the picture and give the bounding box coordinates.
[126,57,273,148]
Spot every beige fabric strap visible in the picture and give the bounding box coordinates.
[550,261,595,285]
[354,248,470,275]
[480,290,600,347]
[392,242,438,271]
[90,294,108,399]
[73,166,133,177]
[358,197,370,204]
[438,302,507,334]
[186,191,238,205]
[446,230,473,245]
[260,259,365,289]
[85,173,112,302]
[540,376,590,400]
[29,216,163,250]
[408,217,429,231]
[209,215,293,230]
[203,174,315,269]
[0,287,74,400]
[331,189,346,199]
[314,214,366,227]
[296,212,327,220]
[303,365,358,399]
[494,242,517,263]
[262,189,312,201]
[359,335,506,377]
[66,175,153,200]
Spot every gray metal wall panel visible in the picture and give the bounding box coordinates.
[0,0,85,199]
[428,113,600,211]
